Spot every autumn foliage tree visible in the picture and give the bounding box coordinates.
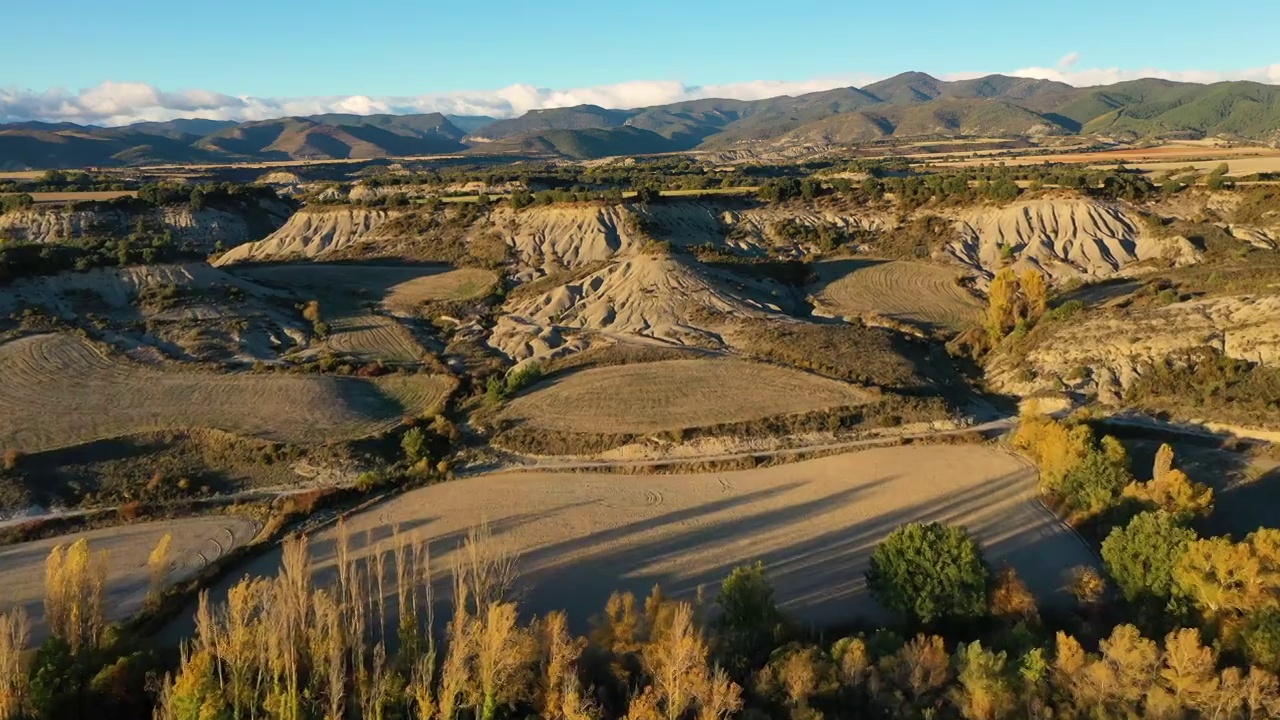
[985,268,1049,341]
[1122,443,1214,520]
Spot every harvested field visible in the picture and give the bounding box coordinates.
[0,333,454,453]
[932,143,1280,169]
[382,267,496,309]
[26,190,139,204]
[229,263,494,361]
[0,514,261,640]
[323,313,427,363]
[174,445,1094,633]
[810,258,982,332]
[230,263,494,312]
[501,358,869,434]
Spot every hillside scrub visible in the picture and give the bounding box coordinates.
[0,226,203,284]
[737,320,943,391]
[1125,347,1280,428]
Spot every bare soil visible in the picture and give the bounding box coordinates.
[0,514,261,641]
[170,444,1094,634]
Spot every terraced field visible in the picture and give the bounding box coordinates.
[0,515,261,641]
[230,263,496,361]
[810,258,982,332]
[501,358,869,434]
[230,263,495,312]
[168,444,1093,633]
[323,313,428,363]
[0,333,455,453]
[382,267,497,311]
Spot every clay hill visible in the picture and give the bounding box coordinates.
[5,72,1280,168]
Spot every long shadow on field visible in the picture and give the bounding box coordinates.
[154,463,1096,645]
[1211,465,1280,539]
[804,258,889,298]
[512,467,1092,631]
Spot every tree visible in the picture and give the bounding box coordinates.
[1123,470,1214,520]
[1153,443,1175,481]
[758,177,801,203]
[1011,413,1094,491]
[1019,270,1048,322]
[1068,566,1108,608]
[1174,529,1280,619]
[642,602,712,720]
[1101,511,1196,604]
[1124,443,1213,520]
[951,641,1015,720]
[154,646,228,720]
[866,522,990,626]
[1243,609,1280,672]
[714,562,782,676]
[43,539,107,653]
[0,609,29,720]
[989,564,1039,626]
[402,427,428,464]
[1207,163,1231,190]
[148,533,172,601]
[28,636,94,720]
[633,185,660,204]
[1157,628,1219,712]
[986,268,1020,340]
[1058,444,1133,518]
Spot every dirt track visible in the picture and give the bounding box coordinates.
[167,444,1093,637]
[0,515,261,641]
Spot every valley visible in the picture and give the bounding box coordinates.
[3,73,1280,720]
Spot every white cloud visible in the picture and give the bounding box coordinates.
[1,61,1277,127]
[1010,62,1280,88]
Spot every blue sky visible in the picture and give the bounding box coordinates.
[3,0,1279,124]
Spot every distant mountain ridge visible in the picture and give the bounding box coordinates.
[3,72,1279,168]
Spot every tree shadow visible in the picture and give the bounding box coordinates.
[153,458,1096,646]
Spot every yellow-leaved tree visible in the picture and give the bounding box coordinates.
[1020,269,1049,322]
[986,268,1021,341]
[1123,443,1214,519]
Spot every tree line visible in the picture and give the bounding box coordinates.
[5,497,1280,719]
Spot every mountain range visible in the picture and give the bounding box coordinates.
[3,72,1280,169]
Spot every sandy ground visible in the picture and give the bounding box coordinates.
[501,358,869,434]
[164,445,1093,638]
[0,333,454,452]
[0,515,261,641]
[809,258,982,331]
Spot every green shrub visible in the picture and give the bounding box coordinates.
[1101,511,1196,605]
[401,428,428,464]
[866,522,990,627]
